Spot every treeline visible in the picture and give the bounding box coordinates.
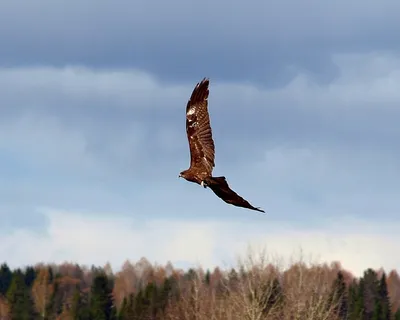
[0,253,400,319]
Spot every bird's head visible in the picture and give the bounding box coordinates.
[179,170,187,179]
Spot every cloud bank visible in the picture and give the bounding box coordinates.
[1,0,399,277]
[1,208,398,277]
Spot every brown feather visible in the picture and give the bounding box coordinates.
[204,176,265,213]
[185,78,215,177]
[180,78,265,213]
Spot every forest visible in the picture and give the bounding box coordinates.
[0,250,399,320]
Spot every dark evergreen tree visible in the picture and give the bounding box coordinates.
[118,296,128,320]
[159,276,177,306]
[395,308,400,320]
[331,271,348,319]
[118,294,135,320]
[348,278,364,320]
[89,272,116,320]
[47,266,54,283]
[46,279,63,319]
[247,277,283,316]
[205,269,211,285]
[372,272,391,320]
[184,268,197,281]
[228,268,239,292]
[132,289,146,319]
[363,268,380,319]
[0,263,12,295]
[131,282,159,319]
[24,266,36,288]
[70,285,91,320]
[6,269,37,319]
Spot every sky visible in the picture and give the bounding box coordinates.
[0,0,400,277]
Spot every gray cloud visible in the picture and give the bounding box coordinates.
[1,0,400,86]
[1,51,400,232]
[1,1,400,271]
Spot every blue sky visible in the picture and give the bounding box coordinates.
[1,0,400,276]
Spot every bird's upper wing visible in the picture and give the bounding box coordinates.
[205,176,265,213]
[185,78,215,176]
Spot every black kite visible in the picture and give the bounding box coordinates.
[179,78,265,213]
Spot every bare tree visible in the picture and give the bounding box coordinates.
[32,267,54,319]
[282,257,341,320]
[388,270,400,314]
[113,260,137,312]
[220,247,284,320]
[0,295,10,320]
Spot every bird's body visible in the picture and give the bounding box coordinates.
[179,78,265,213]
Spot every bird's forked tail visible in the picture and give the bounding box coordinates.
[204,176,265,213]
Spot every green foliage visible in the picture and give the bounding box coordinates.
[0,263,12,295]
[1,261,400,319]
[70,285,91,320]
[347,269,392,320]
[372,272,391,320]
[362,268,380,319]
[46,280,62,318]
[395,308,400,320]
[89,272,116,320]
[205,269,211,285]
[159,276,177,306]
[117,279,177,320]
[348,279,364,320]
[24,266,36,288]
[118,295,135,320]
[6,269,37,319]
[185,268,197,281]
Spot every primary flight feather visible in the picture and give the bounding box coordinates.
[179,78,265,213]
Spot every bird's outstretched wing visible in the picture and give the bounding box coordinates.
[205,176,265,213]
[186,78,215,176]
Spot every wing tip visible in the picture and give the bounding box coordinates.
[188,77,210,105]
[198,77,209,85]
[195,77,210,92]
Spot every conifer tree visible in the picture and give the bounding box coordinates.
[132,283,155,319]
[45,279,60,319]
[69,285,90,320]
[348,279,364,320]
[395,309,400,320]
[363,268,380,319]
[24,266,36,288]
[6,269,37,319]
[118,294,136,320]
[0,263,12,295]
[331,271,348,319]
[205,270,211,285]
[118,296,128,320]
[89,272,116,320]
[157,276,175,313]
[372,272,391,320]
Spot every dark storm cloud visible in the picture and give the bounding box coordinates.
[1,0,400,86]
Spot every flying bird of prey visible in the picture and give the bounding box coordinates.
[179,78,265,213]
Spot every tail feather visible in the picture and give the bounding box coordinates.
[204,176,265,213]
[208,176,227,185]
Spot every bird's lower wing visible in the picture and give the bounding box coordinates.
[205,176,265,213]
